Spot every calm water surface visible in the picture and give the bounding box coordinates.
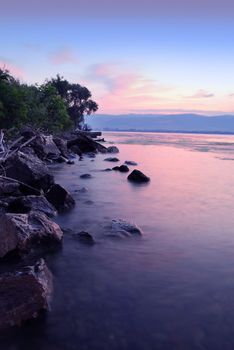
[3,132,234,350]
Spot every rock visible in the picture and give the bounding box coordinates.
[45,184,75,213]
[125,160,138,166]
[57,156,67,163]
[112,166,120,171]
[7,196,57,217]
[53,137,69,158]
[119,165,129,173]
[107,146,119,154]
[76,187,88,193]
[5,152,54,192]
[0,178,22,197]
[86,152,96,158]
[75,231,95,245]
[127,170,150,183]
[80,174,92,179]
[0,212,63,258]
[104,168,112,172]
[0,259,53,331]
[67,133,107,154]
[104,157,119,162]
[31,134,60,160]
[110,219,143,237]
[84,131,102,138]
[67,160,75,165]
[70,145,82,157]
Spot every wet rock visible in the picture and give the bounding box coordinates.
[67,160,75,165]
[0,212,63,258]
[76,187,88,193]
[86,152,96,158]
[119,165,129,173]
[53,137,69,158]
[104,168,112,172]
[80,174,92,179]
[45,184,75,213]
[57,156,67,163]
[112,166,120,171]
[31,134,60,160]
[70,145,82,157]
[127,169,150,183]
[0,259,53,331]
[67,133,107,154]
[109,219,143,237]
[75,231,95,245]
[104,157,119,162]
[7,196,57,217]
[107,146,119,154]
[0,178,22,197]
[125,160,138,166]
[5,152,54,192]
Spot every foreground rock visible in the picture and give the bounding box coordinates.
[53,137,69,158]
[109,219,143,238]
[5,152,54,193]
[127,170,150,183]
[104,157,119,162]
[0,212,63,258]
[7,196,57,217]
[45,184,75,213]
[107,146,119,154]
[31,134,60,160]
[0,259,53,331]
[0,177,22,198]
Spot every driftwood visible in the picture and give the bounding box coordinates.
[0,135,37,162]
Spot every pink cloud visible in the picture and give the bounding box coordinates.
[50,48,79,65]
[0,60,25,79]
[185,89,215,99]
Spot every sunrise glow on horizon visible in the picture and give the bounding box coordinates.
[1,0,234,116]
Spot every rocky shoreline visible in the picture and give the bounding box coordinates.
[0,128,150,332]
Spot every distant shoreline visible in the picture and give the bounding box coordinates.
[101,129,234,136]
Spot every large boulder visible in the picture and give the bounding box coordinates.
[31,134,60,160]
[53,137,69,158]
[127,170,150,183]
[45,184,75,213]
[7,196,57,217]
[5,152,54,192]
[0,259,53,331]
[67,133,107,154]
[0,212,63,258]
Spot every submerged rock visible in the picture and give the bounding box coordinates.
[45,184,75,213]
[0,259,53,331]
[127,170,150,183]
[104,157,119,162]
[125,160,138,166]
[80,174,92,179]
[0,212,63,258]
[75,231,95,245]
[109,219,143,237]
[107,146,119,154]
[7,195,57,217]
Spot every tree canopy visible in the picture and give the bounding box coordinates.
[0,69,98,132]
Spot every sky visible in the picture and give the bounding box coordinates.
[0,0,234,115]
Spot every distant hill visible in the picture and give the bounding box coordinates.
[87,114,234,134]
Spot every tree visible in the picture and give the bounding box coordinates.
[47,75,98,129]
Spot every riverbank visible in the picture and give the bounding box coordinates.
[0,128,116,331]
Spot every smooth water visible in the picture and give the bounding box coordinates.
[3,132,234,350]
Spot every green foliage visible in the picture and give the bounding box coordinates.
[46,75,98,128]
[0,69,97,132]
